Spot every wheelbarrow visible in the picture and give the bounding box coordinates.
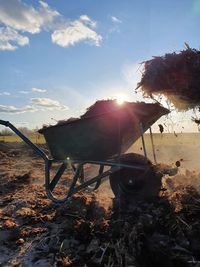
[0,102,171,204]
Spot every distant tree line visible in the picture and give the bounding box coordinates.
[0,127,37,136]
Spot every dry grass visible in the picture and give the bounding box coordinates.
[1,132,200,146]
[0,134,45,144]
[1,132,200,169]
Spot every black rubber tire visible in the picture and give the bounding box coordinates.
[109,153,162,202]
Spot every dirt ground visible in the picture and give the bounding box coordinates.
[0,142,113,266]
[1,141,200,267]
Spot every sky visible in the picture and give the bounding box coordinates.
[0,0,200,132]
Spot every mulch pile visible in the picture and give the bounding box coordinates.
[136,47,200,111]
[81,100,122,118]
[80,100,167,119]
[40,100,167,132]
[39,100,119,130]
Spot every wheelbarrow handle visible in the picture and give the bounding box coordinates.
[0,119,9,126]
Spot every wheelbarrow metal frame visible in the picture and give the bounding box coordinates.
[0,119,154,203]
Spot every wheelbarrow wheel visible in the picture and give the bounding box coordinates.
[109,153,162,204]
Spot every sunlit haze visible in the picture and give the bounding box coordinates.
[116,94,128,105]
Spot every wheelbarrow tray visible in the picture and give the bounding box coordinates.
[39,102,169,161]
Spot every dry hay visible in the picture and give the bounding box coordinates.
[137,46,200,111]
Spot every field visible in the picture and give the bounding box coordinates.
[130,133,200,170]
[1,132,200,169]
[1,133,200,266]
[0,134,45,144]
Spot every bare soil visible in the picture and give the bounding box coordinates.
[0,142,200,267]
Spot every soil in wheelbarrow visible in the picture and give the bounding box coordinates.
[1,142,200,266]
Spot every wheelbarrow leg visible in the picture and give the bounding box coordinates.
[71,163,84,184]
[93,165,104,190]
[67,164,84,197]
[48,162,67,191]
[82,164,105,191]
[45,160,69,203]
[45,160,84,202]
[79,166,85,184]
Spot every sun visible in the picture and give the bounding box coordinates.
[116,94,127,105]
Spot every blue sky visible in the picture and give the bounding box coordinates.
[0,0,200,132]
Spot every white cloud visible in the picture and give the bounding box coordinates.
[0,0,59,50]
[51,16,102,47]
[0,104,36,114]
[19,90,29,94]
[0,26,29,50]
[31,97,68,110]
[32,87,47,93]
[0,0,59,34]
[0,91,11,95]
[0,97,69,114]
[0,1,102,50]
[111,16,122,23]
[19,88,47,94]
[0,97,68,114]
[79,15,96,28]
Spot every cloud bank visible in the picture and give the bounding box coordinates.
[51,15,102,47]
[0,26,29,50]
[0,0,102,50]
[19,90,29,94]
[31,97,68,110]
[0,0,59,34]
[0,97,68,114]
[0,91,11,96]
[0,104,36,114]
[18,88,47,94]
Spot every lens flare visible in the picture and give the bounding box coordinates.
[116,94,126,105]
